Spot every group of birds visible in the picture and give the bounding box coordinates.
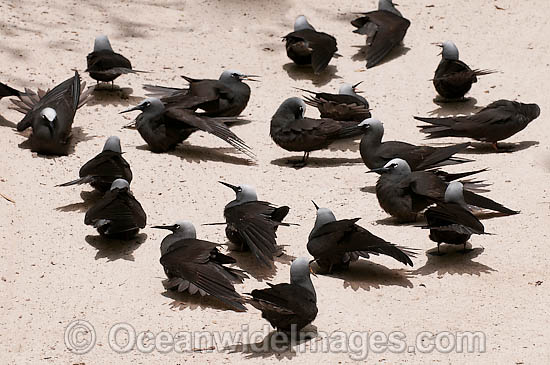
[0,0,542,335]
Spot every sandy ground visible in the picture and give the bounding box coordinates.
[1,0,550,363]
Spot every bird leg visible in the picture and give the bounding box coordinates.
[458,242,474,254]
[288,152,309,168]
[111,81,115,90]
[428,243,446,256]
[491,142,499,152]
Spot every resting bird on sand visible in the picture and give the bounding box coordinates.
[307,201,415,273]
[415,100,541,151]
[283,15,340,74]
[247,257,317,333]
[156,220,248,311]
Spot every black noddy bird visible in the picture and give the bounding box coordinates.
[283,15,340,74]
[143,69,257,117]
[0,82,21,99]
[370,158,518,223]
[247,257,317,333]
[359,117,472,170]
[297,82,371,121]
[11,71,92,155]
[415,100,541,151]
[433,41,495,101]
[351,0,410,69]
[422,182,486,255]
[218,182,290,267]
[120,97,254,158]
[86,35,145,87]
[270,97,365,166]
[155,220,248,312]
[307,201,414,274]
[57,136,132,192]
[84,179,146,240]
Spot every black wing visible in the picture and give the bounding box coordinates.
[84,188,146,231]
[165,107,255,158]
[308,218,414,266]
[351,11,410,68]
[160,238,247,311]
[224,201,284,267]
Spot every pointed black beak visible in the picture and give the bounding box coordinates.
[119,105,143,114]
[219,181,239,192]
[367,167,389,174]
[352,81,363,89]
[151,224,179,232]
[311,200,320,210]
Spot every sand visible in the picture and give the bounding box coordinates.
[1,0,550,363]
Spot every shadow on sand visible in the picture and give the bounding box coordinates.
[85,232,147,261]
[224,325,318,360]
[413,247,495,277]
[282,63,340,87]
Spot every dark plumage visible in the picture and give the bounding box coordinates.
[86,35,144,85]
[57,136,132,192]
[120,97,254,157]
[143,69,256,117]
[371,159,518,222]
[11,71,91,155]
[155,220,248,311]
[415,100,541,150]
[84,179,146,240]
[433,41,495,100]
[270,97,364,166]
[351,0,410,68]
[298,82,371,121]
[423,182,486,254]
[359,117,471,170]
[283,16,339,74]
[307,202,414,273]
[248,257,317,332]
[219,182,289,267]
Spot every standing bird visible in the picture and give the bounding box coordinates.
[359,117,471,170]
[155,220,248,311]
[297,82,371,121]
[120,97,254,157]
[86,35,145,87]
[433,41,495,101]
[415,100,541,151]
[307,201,414,274]
[270,97,364,166]
[11,71,91,155]
[0,82,21,100]
[57,136,132,192]
[370,158,518,222]
[84,179,146,240]
[423,182,486,255]
[219,182,290,267]
[143,70,257,117]
[283,15,340,74]
[247,257,317,333]
[351,0,410,68]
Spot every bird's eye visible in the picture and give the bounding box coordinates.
[145,102,151,107]
[237,187,242,193]
[390,163,398,169]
